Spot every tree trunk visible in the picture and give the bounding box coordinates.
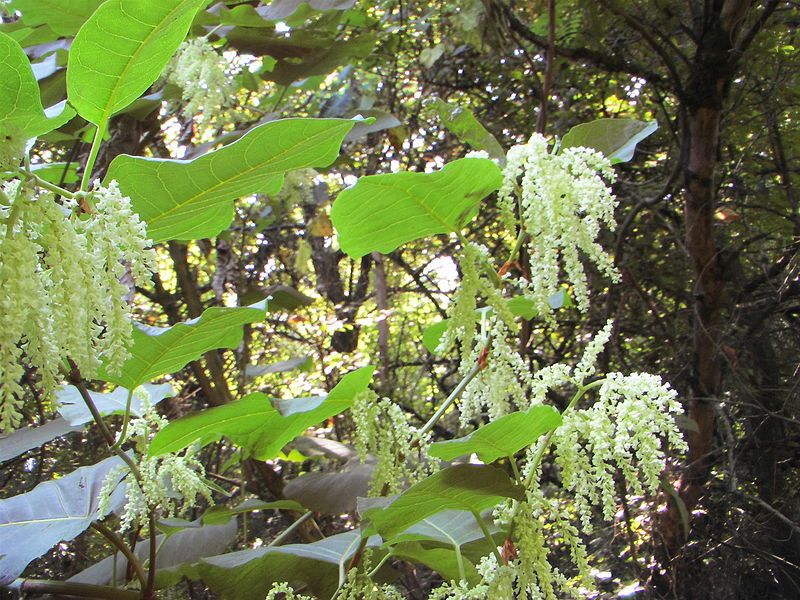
[652,0,754,592]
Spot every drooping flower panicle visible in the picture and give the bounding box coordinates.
[498,134,620,316]
[0,179,156,430]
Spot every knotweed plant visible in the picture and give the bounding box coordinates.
[0,178,155,430]
[339,126,685,599]
[97,394,213,533]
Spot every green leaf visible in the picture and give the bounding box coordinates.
[67,0,207,126]
[0,456,127,585]
[10,0,104,36]
[560,118,658,164]
[331,158,502,258]
[428,405,562,463]
[422,319,451,354]
[148,366,374,459]
[391,542,479,585]
[0,32,74,138]
[99,302,268,389]
[180,531,380,600]
[433,99,505,160]
[362,464,524,540]
[202,499,304,526]
[506,289,570,320]
[106,118,360,242]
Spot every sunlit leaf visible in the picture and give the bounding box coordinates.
[331,158,502,258]
[106,118,360,242]
[0,32,74,138]
[362,465,524,540]
[99,302,268,389]
[67,0,206,126]
[560,118,658,163]
[429,405,562,463]
[148,367,374,459]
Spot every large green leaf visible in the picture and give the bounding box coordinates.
[148,366,374,459]
[10,0,104,36]
[362,465,524,540]
[560,118,658,163]
[67,0,207,126]
[99,302,268,389]
[68,518,237,588]
[433,99,505,160]
[0,32,74,138]
[180,531,380,600]
[331,158,502,258]
[105,118,360,242]
[0,456,127,585]
[386,510,501,584]
[429,405,562,463]
[391,542,479,585]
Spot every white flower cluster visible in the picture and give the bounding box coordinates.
[498,134,620,316]
[351,391,431,495]
[164,37,237,121]
[0,180,155,430]
[553,372,688,530]
[335,566,404,600]
[98,398,213,532]
[265,582,313,600]
[460,314,534,424]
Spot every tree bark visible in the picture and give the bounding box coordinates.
[652,0,757,591]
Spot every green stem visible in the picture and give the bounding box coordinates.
[367,553,392,579]
[506,226,527,266]
[471,510,503,565]
[268,511,313,547]
[80,121,107,192]
[90,522,147,588]
[419,361,482,436]
[111,388,135,451]
[15,168,77,199]
[455,544,466,583]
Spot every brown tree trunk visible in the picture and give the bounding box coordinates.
[652,0,755,592]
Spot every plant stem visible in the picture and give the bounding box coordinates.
[81,121,107,192]
[111,388,135,451]
[471,510,503,564]
[17,168,77,199]
[367,553,392,579]
[90,522,147,588]
[67,360,143,482]
[419,361,482,436]
[268,511,313,547]
[509,455,523,486]
[145,512,157,598]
